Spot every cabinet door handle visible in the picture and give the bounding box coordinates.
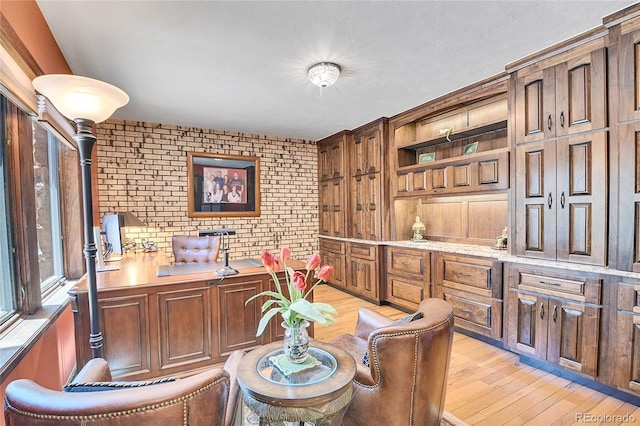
[547,114,553,131]
[539,303,545,320]
[539,280,560,287]
[459,272,473,278]
[548,192,553,209]
[552,305,558,323]
[560,191,565,209]
[560,111,565,128]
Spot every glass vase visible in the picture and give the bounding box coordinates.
[282,320,310,363]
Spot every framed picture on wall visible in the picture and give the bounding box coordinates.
[187,152,261,217]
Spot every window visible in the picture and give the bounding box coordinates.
[0,100,16,323]
[32,122,65,293]
[0,95,74,325]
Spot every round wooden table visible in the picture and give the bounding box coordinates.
[237,340,356,426]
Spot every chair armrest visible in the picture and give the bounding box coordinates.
[223,349,246,426]
[71,358,112,383]
[355,308,393,340]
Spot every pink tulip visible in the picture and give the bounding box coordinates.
[306,253,321,271]
[261,250,277,273]
[318,265,333,282]
[280,246,291,262]
[293,271,307,291]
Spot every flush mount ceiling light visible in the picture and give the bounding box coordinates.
[308,62,341,89]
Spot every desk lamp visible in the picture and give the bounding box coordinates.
[33,74,129,359]
[217,229,238,276]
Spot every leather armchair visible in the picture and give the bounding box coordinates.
[172,235,220,264]
[329,298,454,426]
[4,350,245,426]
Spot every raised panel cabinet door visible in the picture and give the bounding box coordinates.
[351,176,366,239]
[617,123,640,271]
[318,180,333,236]
[554,48,607,137]
[318,145,331,180]
[364,173,382,240]
[330,178,345,237]
[555,132,607,265]
[616,313,640,394]
[218,280,264,355]
[99,294,150,377]
[359,259,378,299]
[546,299,599,378]
[352,134,367,176]
[329,141,343,178]
[515,67,556,144]
[157,286,213,370]
[618,28,640,123]
[364,130,381,173]
[511,292,548,358]
[515,141,557,260]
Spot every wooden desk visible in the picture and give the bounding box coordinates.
[237,341,356,426]
[69,252,308,380]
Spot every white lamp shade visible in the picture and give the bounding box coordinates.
[308,62,341,88]
[32,74,129,123]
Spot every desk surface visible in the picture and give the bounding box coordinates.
[237,340,356,408]
[71,252,305,293]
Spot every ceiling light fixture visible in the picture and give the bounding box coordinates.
[308,62,341,91]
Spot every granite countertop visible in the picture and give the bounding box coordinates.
[320,236,640,280]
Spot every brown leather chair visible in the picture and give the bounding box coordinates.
[329,298,454,426]
[172,235,220,264]
[4,350,245,426]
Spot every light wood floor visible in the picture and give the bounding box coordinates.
[313,284,640,426]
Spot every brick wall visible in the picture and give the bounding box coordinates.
[95,119,319,262]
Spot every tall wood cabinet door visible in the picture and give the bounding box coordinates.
[546,300,599,378]
[330,179,345,237]
[554,48,607,137]
[329,142,344,178]
[511,292,547,358]
[515,141,557,260]
[555,132,607,265]
[218,280,264,355]
[352,129,381,175]
[319,180,333,236]
[351,175,366,239]
[364,173,381,240]
[618,28,640,123]
[514,67,556,144]
[619,123,640,271]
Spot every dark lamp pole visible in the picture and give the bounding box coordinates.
[32,74,129,360]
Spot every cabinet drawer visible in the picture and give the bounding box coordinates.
[388,278,424,305]
[320,239,345,255]
[387,248,429,278]
[439,288,502,340]
[518,272,586,301]
[441,259,493,297]
[348,243,377,260]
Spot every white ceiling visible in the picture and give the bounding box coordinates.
[36,1,636,141]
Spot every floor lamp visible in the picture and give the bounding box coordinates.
[32,75,129,359]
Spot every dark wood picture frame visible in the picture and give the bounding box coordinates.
[187,152,260,218]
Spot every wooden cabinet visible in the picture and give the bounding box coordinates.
[319,238,346,289]
[350,119,388,241]
[616,23,640,123]
[513,45,607,144]
[385,246,432,310]
[434,253,503,340]
[69,253,300,380]
[346,242,381,302]
[318,132,349,238]
[515,131,607,265]
[615,279,640,396]
[506,265,602,378]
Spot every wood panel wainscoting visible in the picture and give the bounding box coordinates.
[313,285,640,426]
[69,252,308,380]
